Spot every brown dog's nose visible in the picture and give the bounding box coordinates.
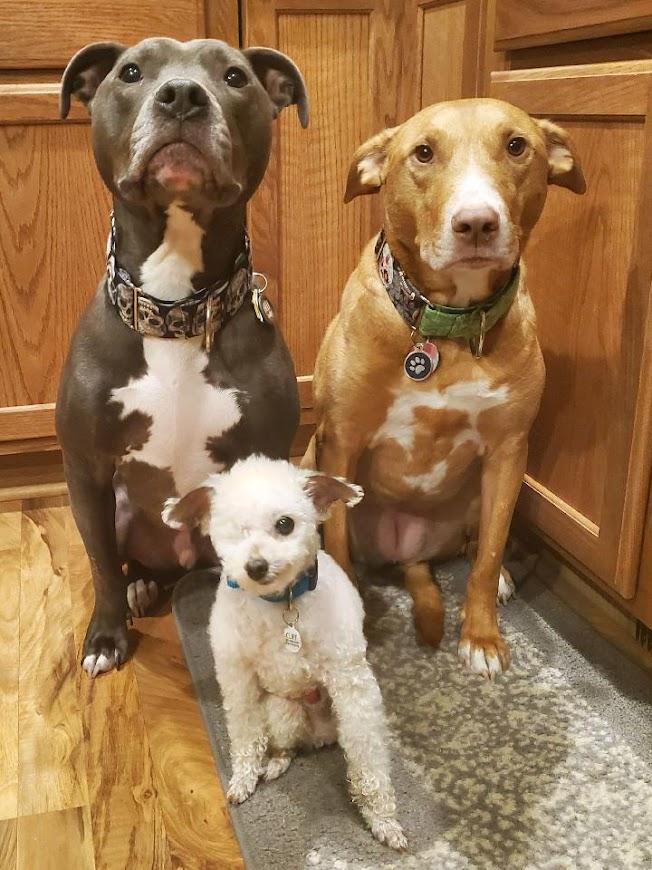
[155,79,209,120]
[245,558,269,581]
[451,207,500,244]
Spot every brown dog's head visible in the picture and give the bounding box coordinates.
[345,98,585,296]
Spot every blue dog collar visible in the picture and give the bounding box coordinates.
[226,561,318,603]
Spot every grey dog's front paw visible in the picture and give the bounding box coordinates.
[81,608,129,677]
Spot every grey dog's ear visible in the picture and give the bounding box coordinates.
[60,41,126,119]
[243,47,309,128]
[162,486,213,530]
[304,474,364,518]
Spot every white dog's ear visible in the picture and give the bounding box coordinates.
[344,125,400,203]
[304,474,363,517]
[162,486,213,530]
[534,118,586,194]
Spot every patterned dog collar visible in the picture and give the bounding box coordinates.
[106,211,265,347]
[375,230,520,347]
[226,561,318,603]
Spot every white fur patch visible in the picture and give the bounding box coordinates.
[110,337,243,495]
[371,380,509,494]
[140,202,204,301]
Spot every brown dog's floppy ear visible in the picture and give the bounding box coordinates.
[243,47,309,128]
[344,126,400,203]
[304,474,364,518]
[535,119,586,194]
[162,486,213,530]
[60,41,126,119]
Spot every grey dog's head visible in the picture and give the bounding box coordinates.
[60,38,308,211]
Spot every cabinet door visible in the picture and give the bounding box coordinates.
[244,0,494,412]
[0,2,238,453]
[492,62,652,598]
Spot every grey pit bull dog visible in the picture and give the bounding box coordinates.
[56,38,308,676]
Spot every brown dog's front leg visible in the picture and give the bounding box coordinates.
[64,454,129,676]
[458,436,528,678]
[317,430,360,583]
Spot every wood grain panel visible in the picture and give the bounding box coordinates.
[507,30,652,70]
[493,66,652,595]
[0,514,20,821]
[0,820,16,870]
[421,1,467,107]
[496,0,652,50]
[17,807,95,870]
[17,509,88,816]
[67,520,173,870]
[0,1,206,69]
[0,119,110,411]
[277,13,373,377]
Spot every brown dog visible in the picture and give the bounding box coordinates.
[305,98,585,677]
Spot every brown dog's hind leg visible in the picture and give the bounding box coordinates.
[403,562,445,649]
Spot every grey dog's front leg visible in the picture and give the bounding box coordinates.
[64,453,129,676]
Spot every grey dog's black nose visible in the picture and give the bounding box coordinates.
[245,558,269,581]
[155,79,209,119]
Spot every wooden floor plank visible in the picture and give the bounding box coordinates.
[0,819,17,870]
[17,806,95,870]
[0,513,21,821]
[17,508,88,817]
[133,617,244,870]
[67,513,173,870]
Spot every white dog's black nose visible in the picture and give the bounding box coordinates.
[155,79,209,120]
[245,558,269,581]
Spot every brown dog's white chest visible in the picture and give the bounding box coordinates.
[365,376,510,503]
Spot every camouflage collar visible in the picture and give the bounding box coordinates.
[106,211,253,349]
[375,230,520,352]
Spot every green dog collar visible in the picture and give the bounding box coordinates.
[375,230,520,353]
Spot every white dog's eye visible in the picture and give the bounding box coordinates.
[275,516,294,536]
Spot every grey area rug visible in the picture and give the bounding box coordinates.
[172,560,652,870]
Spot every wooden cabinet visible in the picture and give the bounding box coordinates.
[244,0,494,412]
[492,62,652,599]
[0,2,237,458]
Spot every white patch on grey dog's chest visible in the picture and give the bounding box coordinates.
[110,337,244,495]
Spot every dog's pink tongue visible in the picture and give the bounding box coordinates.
[147,142,209,192]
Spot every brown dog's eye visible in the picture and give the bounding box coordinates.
[275,516,294,536]
[507,136,527,157]
[224,67,248,88]
[415,144,433,163]
[119,63,142,84]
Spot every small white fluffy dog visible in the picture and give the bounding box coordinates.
[164,456,406,850]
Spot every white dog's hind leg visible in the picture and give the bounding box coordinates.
[497,566,516,604]
[324,662,407,851]
[216,661,268,803]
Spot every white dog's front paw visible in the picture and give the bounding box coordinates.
[370,817,408,851]
[497,568,516,605]
[227,771,260,804]
[264,754,293,782]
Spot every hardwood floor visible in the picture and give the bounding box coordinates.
[0,496,244,870]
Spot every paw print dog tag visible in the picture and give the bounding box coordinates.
[404,341,439,381]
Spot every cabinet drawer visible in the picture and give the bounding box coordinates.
[0,1,206,70]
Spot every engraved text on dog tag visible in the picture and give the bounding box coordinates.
[284,625,302,653]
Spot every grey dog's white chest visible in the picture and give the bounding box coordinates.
[110,336,244,495]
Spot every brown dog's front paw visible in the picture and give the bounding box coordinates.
[458,628,510,679]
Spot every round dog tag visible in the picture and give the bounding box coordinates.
[284,625,302,653]
[404,340,439,381]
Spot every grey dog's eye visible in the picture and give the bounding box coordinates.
[275,516,294,535]
[224,67,248,88]
[119,63,142,84]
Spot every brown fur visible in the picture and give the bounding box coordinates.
[306,99,585,675]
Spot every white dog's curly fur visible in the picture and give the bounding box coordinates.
[164,456,407,850]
